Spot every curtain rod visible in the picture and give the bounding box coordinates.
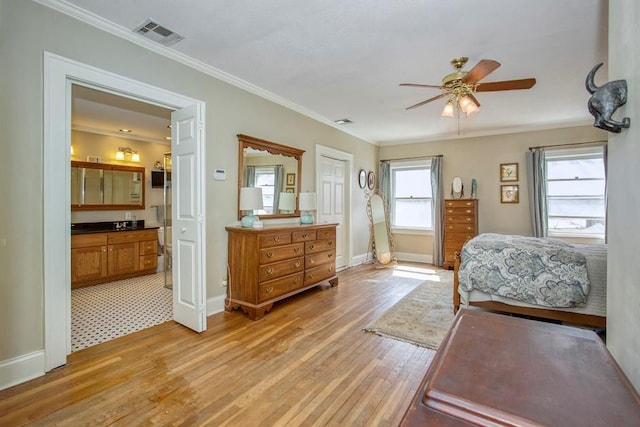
[528,141,606,151]
[379,154,442,162]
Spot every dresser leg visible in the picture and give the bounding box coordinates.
[329,277,339,287]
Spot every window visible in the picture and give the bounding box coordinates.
[254,167,275,214]
[545,147,605,237]
[390,160,432,230]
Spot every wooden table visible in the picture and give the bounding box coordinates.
[401,309,640,426]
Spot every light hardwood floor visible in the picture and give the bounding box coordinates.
[0,262,440,426]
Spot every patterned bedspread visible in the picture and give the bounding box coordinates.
[458,234,590,308]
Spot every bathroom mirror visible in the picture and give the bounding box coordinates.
[366,190,395,265]
[71,161,145,210]
[237,134,304,220]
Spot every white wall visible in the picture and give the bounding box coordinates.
[607,0,640,392]
[0,0,376,367]
[379,126,606,258]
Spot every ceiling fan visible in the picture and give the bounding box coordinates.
[400,57,536,117]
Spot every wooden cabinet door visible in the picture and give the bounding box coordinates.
[71,245,107,285]
[107,242,139,275]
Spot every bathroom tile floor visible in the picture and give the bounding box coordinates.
[71,272,173,352]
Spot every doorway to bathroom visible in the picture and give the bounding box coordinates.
[70,85,175,351]
[44,53,207,371]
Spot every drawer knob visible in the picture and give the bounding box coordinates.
[273,236,280,243]
[308,273,313,279]
[265,287,273,294]
[295,261,301,268]
[294,247,301,253]
[466,209,472,213]
[309,259,315,264]
[309,244,315,250]
[328,253,333,258]
[266,252,274,258]
[266,268,274,275]
[328,241,333,246]
[467,226,472,230]
[294,278,300,284]
[302,233,308,238]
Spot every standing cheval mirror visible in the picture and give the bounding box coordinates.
[366,190,396,265]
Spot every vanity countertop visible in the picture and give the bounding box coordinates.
[71,220,159,235]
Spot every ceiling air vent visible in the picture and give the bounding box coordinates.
[133,19,184,46]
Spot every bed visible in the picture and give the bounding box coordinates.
[453,233,607,328]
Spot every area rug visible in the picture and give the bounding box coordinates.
[365,270,454,350]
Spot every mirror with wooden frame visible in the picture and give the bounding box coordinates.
[237,134,304,220]
[71,161,145,210]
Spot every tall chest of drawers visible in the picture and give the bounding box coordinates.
[443,199,478,269]
[225,223,339,320]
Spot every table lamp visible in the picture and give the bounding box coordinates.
[299,192,317,224]
[278,192,296,214]
[239,186,263,228]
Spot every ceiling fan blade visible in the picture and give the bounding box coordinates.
[400,83,444,89]
[405,93,448,110]
[462,59,501,84]
[475,78,537,92]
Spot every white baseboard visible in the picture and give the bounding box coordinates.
[207,294,226,316]
[0,350,45,391]
[394,252,433,264]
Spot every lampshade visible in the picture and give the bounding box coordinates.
[115,150,125,160]
[299,192,317,211]
[441,101,455,118]
[278,192,296,213]
[239,187,264,211]
[459,95,480,116]
[299,192,317,224]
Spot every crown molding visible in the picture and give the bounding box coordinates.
[33,0,375,145]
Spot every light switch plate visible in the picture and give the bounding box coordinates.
[213,169,226,180]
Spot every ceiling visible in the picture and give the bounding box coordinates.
[62,0,607,145]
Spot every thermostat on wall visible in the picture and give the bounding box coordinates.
[213,169,226,180]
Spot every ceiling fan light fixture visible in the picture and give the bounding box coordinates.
[441,101,455,118]
[459,95,480,116]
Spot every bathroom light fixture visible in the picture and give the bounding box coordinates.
[116,146,140,162]
[119,128,133,133]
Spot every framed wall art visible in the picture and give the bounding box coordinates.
[500,163,519,182]
[367,171,375,190]
[285,187,295,193]
[358,169,367,189]
[500,184,519,203]
[286,173,296,186]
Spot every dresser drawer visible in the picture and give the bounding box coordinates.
[445,200,476,208]
[445,215,475,224]
[445,232,476,242]
[305,249,335,268]
[305,239,335,254]
[258,257,304,282]
[259,232,292,248]
[258,272,304,302]
[292,229,317,242]
[304,262,336,285]
[445,223,476,233]
[259,243,304,264]
[316,227,336,240]
[445,207,476,216]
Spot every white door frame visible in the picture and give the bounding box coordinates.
[315,144,353,269]
[43,52,206,370]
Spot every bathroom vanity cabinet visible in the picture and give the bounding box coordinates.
[71,229,158,288]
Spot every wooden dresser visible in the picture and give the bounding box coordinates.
[225,223,338,320]
[71,229,158,288]
[443,199,478,269]
[401,309,640,426]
